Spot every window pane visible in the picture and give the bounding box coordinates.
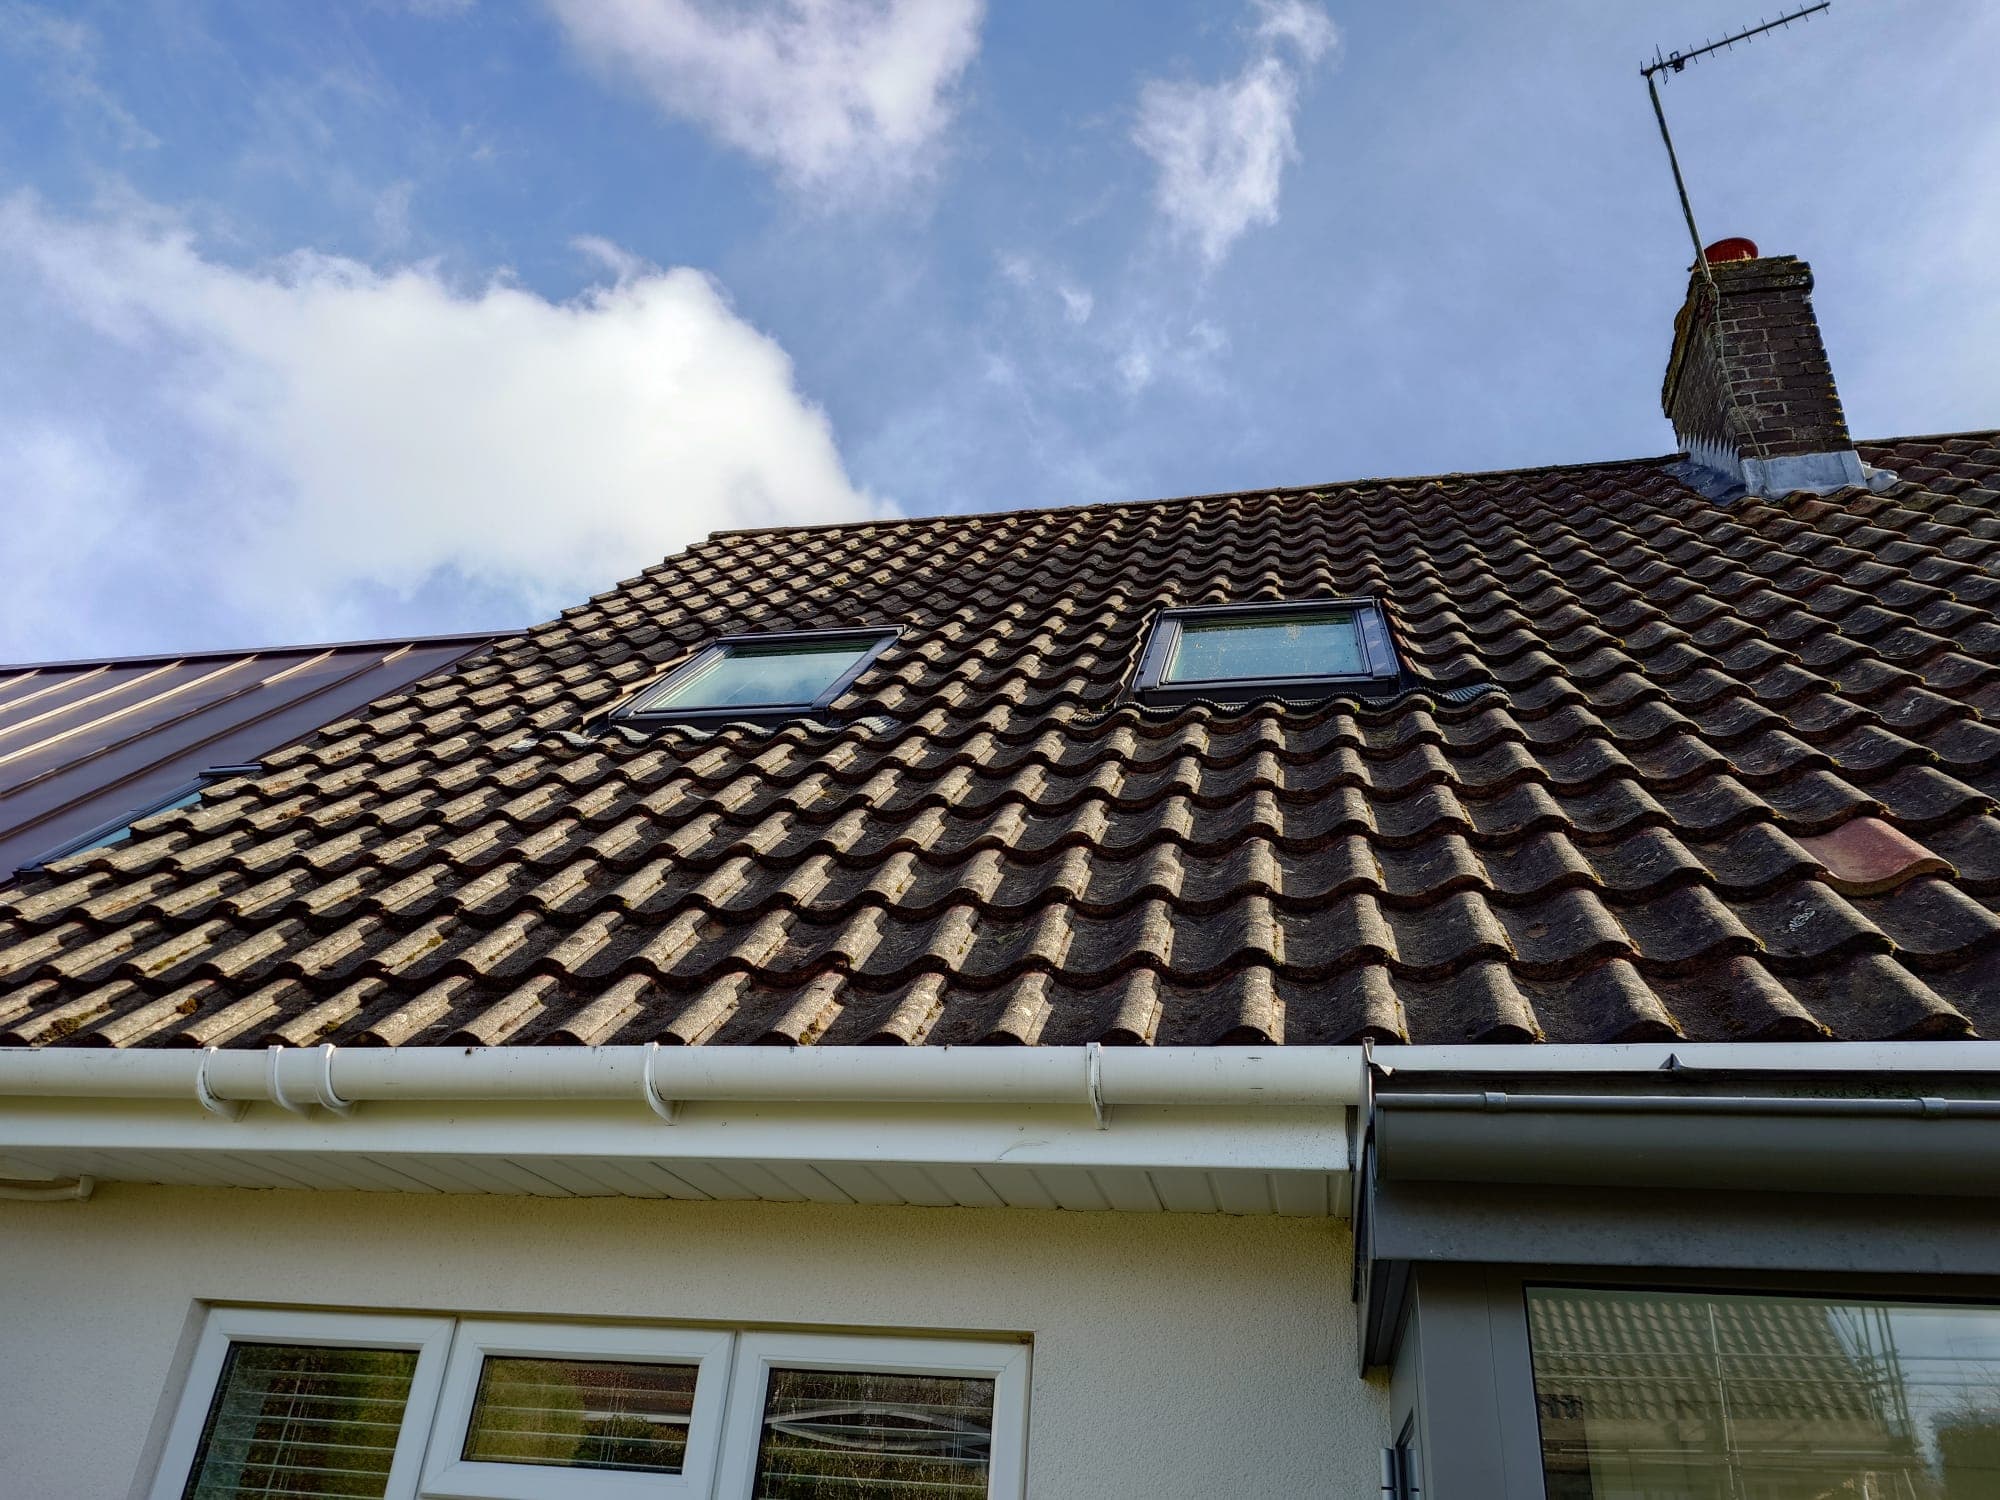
[183,1343,417,1500]
[1165,611,1365,683]
[1528,1288,2000,1499]
[461,1355,698,1474]
[643,639,875,711]
[70,789,203,857]
[752,1367,996,1498]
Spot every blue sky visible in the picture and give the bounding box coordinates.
[3,0,1996,660]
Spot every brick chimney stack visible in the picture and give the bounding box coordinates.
[1661,244,1891,496]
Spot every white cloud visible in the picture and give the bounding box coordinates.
[0,2,159,151]
[1251,0,1337,61]
[997,251,1093,326]
[1114,317,1228,396]
[546,0,984,196]
[0,194,887,653]
[1133,0,1338,265]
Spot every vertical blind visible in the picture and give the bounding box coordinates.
[1529,1288,2000,1498]
[183,1343,417,1500]
[461,1355,699,1473]
[752,1368,996,1498]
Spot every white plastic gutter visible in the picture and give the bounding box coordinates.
[8,1039,2000,1119]
[0,1042,1369,1122]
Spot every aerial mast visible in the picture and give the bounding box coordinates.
[1640,3,1830,290]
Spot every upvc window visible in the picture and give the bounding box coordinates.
[151,1308,453,1500]
[423,1321,732,1500]
[619,628,898,728]
[718,1332,1028,1499]
[1526,1287,2000,1498]
[1132,598,1402,706]
[150,1310,1028,1500]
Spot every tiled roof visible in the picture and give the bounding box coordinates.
[0,634,503,885]
[2,432,1998,1050]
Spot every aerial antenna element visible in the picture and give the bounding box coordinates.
[1641,3,1829,289]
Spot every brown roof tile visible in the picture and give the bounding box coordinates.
[4,434,2000,1048]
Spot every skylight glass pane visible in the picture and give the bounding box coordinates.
[69,789,203,858]
[1165,610,1365,683]
[643,639,875,711]
[750,1368,996,1498]
[183,1342,417,1500]
[461,1355,698,1474]
[1527,1288,2000,1498]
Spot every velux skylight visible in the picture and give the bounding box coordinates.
[620,627,898,726]
[1132,598,1403,706]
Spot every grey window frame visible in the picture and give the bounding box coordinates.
[616,627,900,730]
[1130,597,1402,707]
[1388,1262,2000,1500]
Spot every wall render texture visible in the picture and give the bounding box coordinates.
[0,1188,1385,1499]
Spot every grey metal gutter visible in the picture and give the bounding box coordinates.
[1371,1086,2000,1197]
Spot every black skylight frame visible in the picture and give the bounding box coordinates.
[1131,597,1405,707]
[615,626,902,729]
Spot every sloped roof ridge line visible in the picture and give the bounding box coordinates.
[699,453,1694,544]
[1855,427,2000,449]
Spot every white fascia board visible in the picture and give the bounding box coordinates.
[1370,1041,2000,1075]
[0,1046,1362,1195]
[0,1096,1345,1175]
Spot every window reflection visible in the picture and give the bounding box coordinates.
[1528,1289,2000,1499]
[642,639,876,711]
[751,1368,995,1497]
[462,1355,697,1473]
[1166,610,1366,683]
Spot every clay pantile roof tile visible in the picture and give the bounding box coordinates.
[5,433,2000,1048]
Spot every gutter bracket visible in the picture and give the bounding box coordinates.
[313,1043,353,1116]
[267,1045,308,1115]
[642,1043,680,1125]
[1086,1041,1108,1130]
[195,1048,245,1122]
[0,1173,95,1202]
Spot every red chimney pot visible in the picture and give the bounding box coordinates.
[1703,237,1759,264]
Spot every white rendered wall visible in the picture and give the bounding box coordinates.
[0,1187,1386,1499]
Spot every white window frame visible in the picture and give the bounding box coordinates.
[153,1312,1028,1500]
[420,1319,733,1500]
[713,1332,1031,1500]
[148,1306,454,1500]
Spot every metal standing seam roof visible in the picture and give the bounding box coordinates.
[0,634,503,886]
[1,433,1998,1051]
